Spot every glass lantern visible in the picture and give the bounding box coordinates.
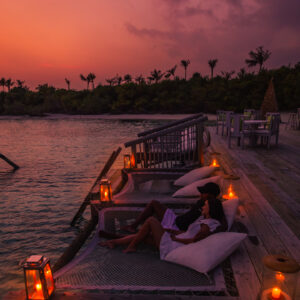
[124,154,131,169]
[259,254,299,300]
[23,255,55,300]
[210,154,220,168]
[222,180,238,200]
[100,178,112,202]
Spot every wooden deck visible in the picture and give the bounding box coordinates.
[208,122,300,300]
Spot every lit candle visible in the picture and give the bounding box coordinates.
[35,283,42,291]
[223,184,238,200]
[271,287,281,299]
[211,159,220,167]
[130,154,135,168]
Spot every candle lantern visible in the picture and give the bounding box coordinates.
[210,154,220,168]
[23,255,55,300]
[222,182,238,200]
[100,178,112,202]
[259,254,299,300]
[123,154,136,169]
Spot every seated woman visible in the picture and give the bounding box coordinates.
[100,195,225,260]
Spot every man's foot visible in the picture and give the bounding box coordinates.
[120,225,136,233]
[123,246,137,253]
[99,240,116,249]
[98,230,123,239]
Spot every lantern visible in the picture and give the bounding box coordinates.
[123,154,136,169]
[100,178,112,202]
[259,254,299,300]
[211,158,220,168]
[23,255,55,300]
[222,183,238,200]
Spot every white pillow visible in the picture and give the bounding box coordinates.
[165,232,247,274]
[172,176,222,198]
[174,166,216,186]
[222,198,239,231]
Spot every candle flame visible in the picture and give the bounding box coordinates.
[211,159,219,167]
[271,287,281,299]
[35,283,42,291]
[223,184,237,200]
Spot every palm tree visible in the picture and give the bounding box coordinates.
[150,69,164,83]
[208,59,218,79]
[114,74,122,86]
[221,70,235,81]
[165,65,177,79]
[106,78,115,86]
[16,80,25,88]
[123,74,132,84]
[0,78,6,92]
[147,76,154,85]
[80,74,89,89]
[180,59,190,80]
[65,78,70,90]
[135,75,145,85]
[245,46,271,72]
[5,78,14,92]
[87,73,96,89]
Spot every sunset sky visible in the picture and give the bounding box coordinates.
[1,0,300,89]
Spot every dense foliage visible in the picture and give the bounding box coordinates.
[0,63,299,116]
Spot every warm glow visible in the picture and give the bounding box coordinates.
[223,184,238,200]
[100,179,112,202]
[271,287,281,299]
[35,283,42,291]
[124,155,131,169]
[276,272,285,282]
[130,154,136,168]
[211,159,220,167]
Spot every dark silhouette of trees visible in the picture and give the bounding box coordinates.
[150,69,164,83]
[80,74,89,89]
[245,46,271,72]
[106,78,115,86]
[181,59,190,80]
[135,75,145,85]
[221,71,235,80]
[65,78,70,90]
[208,59,218,79]
[87,73,96,89]
[0,78,6,92]
[165,65,177,79]
[114,74,122,86]
[123,74,132,84]
[5,79,14,92]
[16,80,25,88]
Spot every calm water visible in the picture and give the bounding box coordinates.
[0,115,167,296]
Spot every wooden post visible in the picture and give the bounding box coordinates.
[53,218,98,272]
[70,147,121,226]
[196,124,204,166]
[0,153,19,170]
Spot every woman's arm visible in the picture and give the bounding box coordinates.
[170,224,211,245]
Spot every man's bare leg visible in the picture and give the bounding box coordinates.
[99,234,136,249]
[122,200,167,233]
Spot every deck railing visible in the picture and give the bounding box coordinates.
[125,115,208,169]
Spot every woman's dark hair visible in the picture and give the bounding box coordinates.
[207,197,225,223]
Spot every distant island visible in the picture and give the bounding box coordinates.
[1,48,299,115]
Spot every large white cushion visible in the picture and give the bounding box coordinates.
[172,176,222,198]
[222,198,239,231]
[164,232,247,274]
[174,166,216,186]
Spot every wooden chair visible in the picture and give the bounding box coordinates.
[224,111,234,136]
[228,114,246,148]
[216,110,225,135]
[243,109,256,120]
[253,114,280,149]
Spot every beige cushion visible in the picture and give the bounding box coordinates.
[164,232,247,274]
[174,166,216,186]
[222,198,239,230]
[172,176,222,198]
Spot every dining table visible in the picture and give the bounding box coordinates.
[243,120,268,146]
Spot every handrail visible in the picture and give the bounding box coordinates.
[125,115,207,147]
[137,113,204,137]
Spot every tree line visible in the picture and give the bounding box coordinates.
[0,46,299,115]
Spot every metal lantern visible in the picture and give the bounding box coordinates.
[100,178,112,202]
[23,255,55,300]
[259,254,299,300]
